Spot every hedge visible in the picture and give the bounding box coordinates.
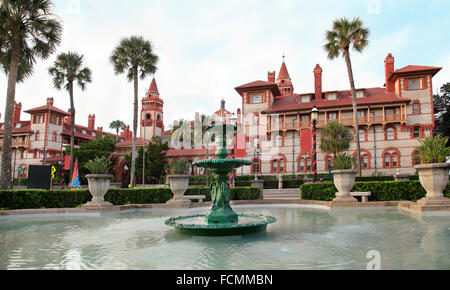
[300,181,450,202]
[0,186,261,210]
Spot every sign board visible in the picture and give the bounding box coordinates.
[27,165,52,190]
[17,166,23,172]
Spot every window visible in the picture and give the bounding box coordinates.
[359,129,366,142]
[252,95,262,104]
[326,156,334,171]
[356,90,365,98]
[35,130,40,141]
[362,155,369,169]
[408,78,420,90]
[299,158,305,172]
[301,95,310,103]
[52,132,57,142]
[279,159,285,172]
[413,127,421,138]
[301,115,310,122]
[306,158,312,171]
[328,112,338,120]
[385,108,394,116]
[386,127,395,140]
[413,102,421,115]
[327,93,337,101]
[384,150,400,168]
[272,160,278,172]
[254,114,259,125]
[15,123,22,129]
[82,130,87,134]
[357,110,366,118]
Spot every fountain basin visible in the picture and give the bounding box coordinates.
[165,214,277,236]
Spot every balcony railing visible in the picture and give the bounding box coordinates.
[271,114,406,131]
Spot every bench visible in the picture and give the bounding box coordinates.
[351,192,372,203]
[185,195,206,203]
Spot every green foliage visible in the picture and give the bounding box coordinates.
[416,135,450,164]
[84,157,112,174]
[333,153,356,170]
[125,136,169,184]
[319,121,352,156]
[109,120,126,140]
[301,181,450,202]
[0,187,261,210]
[166,158,190,175]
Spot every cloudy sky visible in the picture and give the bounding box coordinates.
[1,0,449,135]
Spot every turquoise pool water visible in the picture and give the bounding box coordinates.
[0,205,449,270]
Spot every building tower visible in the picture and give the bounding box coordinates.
[141,78,164,140]
[277,58,294,96]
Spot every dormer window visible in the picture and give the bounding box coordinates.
[327,93,337,101]
[82,130,87,134]
[15,123,22,129]
[252,94,262,104]
[407,78,420,90]
[356,90,365,99]
[301,95,310,103]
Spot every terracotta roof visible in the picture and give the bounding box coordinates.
[213,109,233,118]
[389,65,442,81]
[262,87,410,114]
[24,105,70,116]
[277,62,291,80]
[0,121,33,135]
[235,80,281,96]
[148,78,159,94]
[115,138,149,148]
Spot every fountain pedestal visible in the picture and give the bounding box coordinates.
[165,123,276,236]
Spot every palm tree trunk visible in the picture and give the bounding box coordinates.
[69,81,76,182]
[1,39,21,190]
[130,67,139,188]
[344,49,362,176]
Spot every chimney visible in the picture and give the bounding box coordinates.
[13,102,22,122]
[314,64,323,100]
[385,53,395,93]
[97,127,103,132]
[88,114,95,130]
[268,71,276,84]
[47,97,54,106]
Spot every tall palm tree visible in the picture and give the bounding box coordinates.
[324,17,370,176]
[110,36,158,188]
[0,0,62,189]
[49,52,92,181]
[110,120,126,141]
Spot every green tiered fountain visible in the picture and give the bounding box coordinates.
[165,123,276,236]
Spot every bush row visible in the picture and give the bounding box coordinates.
[300,181,450,202]
[0,186,261,210]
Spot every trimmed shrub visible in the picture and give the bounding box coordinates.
[0,186,261,210]
[301,181,450,202]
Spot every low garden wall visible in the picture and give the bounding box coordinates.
[0,187,261,210]
[300,181,450,202]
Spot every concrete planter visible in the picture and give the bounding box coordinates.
[415,163,450,206]
[83,174,114,208]
[166,174,191,207]
[332,169,358,203]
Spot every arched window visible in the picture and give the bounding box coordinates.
[146,114,151,120]
[35,130,40,141]
[298,156,312,172]
[359,129,367,142]
[271,155,286,173]
[157,114,161,121]
[383,149,401,168]
[52,132,57,142]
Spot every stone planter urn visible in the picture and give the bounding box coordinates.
[415,163,450,207]
[83,174,114,208]
[166,174,192,207]
[332,169,358,203]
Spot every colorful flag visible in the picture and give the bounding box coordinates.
[70,158,81,190]
[300,129,313,154]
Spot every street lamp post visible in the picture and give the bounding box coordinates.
[311,106,319,184]
[254,146,261,181]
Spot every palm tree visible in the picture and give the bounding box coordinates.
[110,36,158,188]
[110,120,127,141]
[49,52,92,181]
[0,0,62,189]
[320,121,352,158]
[324,17,370,176]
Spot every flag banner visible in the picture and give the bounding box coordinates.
[300,129,313,154]
[70,158,81,190]
[64,155,71,170]
[235,134,246,158]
